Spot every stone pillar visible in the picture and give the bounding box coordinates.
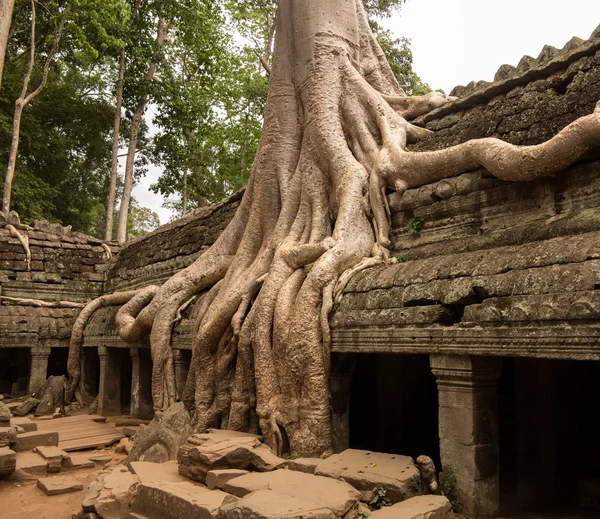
[330,353,356,454]
[130,346,153,420]
[173,349,189,400]
[28,348,50,394]
[430,355,502,519]
[97,346,121,416]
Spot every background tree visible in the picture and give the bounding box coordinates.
[0,0,16,89]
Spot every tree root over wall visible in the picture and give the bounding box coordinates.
[68,0,600,458]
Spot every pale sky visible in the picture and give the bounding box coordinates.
[134,0,600,224]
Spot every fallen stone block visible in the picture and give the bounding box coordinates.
[314,449,420,503]
[285,457,321,474]
[12,397,39,416]
[132,480,232,519]
[368,495,453,519]
[127,403,192,464]
[82,464,139,518]
[89,453,115,464]
[222,469,360,517]
[0,446,16,477]
[15,451,47,475]
[35,445,71,473]
[16,430,59,452]
[178,429,284,483]
[0,426,17,447]
[0,401,11,425]
[130,460,187,485]
[11,416,37,432]
[219,489,337,519]
[206,469,248,490]
[37,475,84,495]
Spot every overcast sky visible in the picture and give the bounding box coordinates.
[134,0,600,224]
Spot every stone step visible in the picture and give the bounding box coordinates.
[0,446,16,477]
[368,495,453,519]
[15,430,59,452]
[15,451,47,475]
[11,416,37,432]
[131,480,232,519]
[34,445,71,473]
[37,475,84,496]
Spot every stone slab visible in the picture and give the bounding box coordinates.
[368,495,453,519]
[219,489,337,519]
[314,449,420,503]
[65,454,95,469]
[130,460,187,485]
[285,457,321,474]
[222,469,360,517]
[15,451,47,474]
[206,469,248,490]
[37,475,84,495]
[132,480,232,519]
[11,416,37,432]
[0,446,16,477]
[16,430,59,452]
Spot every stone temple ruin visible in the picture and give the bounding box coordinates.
[2,25,600,519]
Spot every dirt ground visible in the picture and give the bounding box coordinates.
[0,464,98,519]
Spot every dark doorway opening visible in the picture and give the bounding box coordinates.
[499,357,600,516]
[82,347,100,399]
[47,347,69,378]
[0,348,29,396]
[349,353,440,469]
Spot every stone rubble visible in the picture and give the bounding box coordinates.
[73,430,453,519]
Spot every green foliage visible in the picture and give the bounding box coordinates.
[368,486,392,509]
[354,510,369,519]
[408,217,424,235]
[440,465,462,513]
[395,255,408,263]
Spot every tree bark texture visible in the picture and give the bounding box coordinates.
[69,0,600,458]
[0,0,15,91]
[105,47,126,241]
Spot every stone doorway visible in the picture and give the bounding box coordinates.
[47,347,68,378]
[498,357,600,516]
[348,353,440,468]
[0,347,29,396]
[82,347,100,401]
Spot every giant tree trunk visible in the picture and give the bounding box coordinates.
[105,47,126,241]
[69,0,600,458]
[116,17,166,244]
[0,0,15,91]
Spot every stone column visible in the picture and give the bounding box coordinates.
[130,346,153,420]
[330,353,356,454]
[28,348,50,394]
[430,355,502,519]
[97,346,121,416]
[173,349,189,400]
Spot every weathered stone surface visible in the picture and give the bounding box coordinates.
[219,489,337,519]
[13,397,39,417]
[0,401,11,424]
[34,375,68,416]
[368,496,453,519]
[127,402,192,464]
[285,457,321,474]
[35,445,71,472]
[178,429,283,483]
[314,449,420,503]
[132,480,232,519]
[37,475,84,495]
[130,460,187,485]
[0,446,16,477]
[222,469,360,517]
[205,469,248,490]
[82,465,139,519]
[10,416,37,432]
[0,426,17,447]
[15,430,59,451]
[65,454,95,470]
[15,451,47,474]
